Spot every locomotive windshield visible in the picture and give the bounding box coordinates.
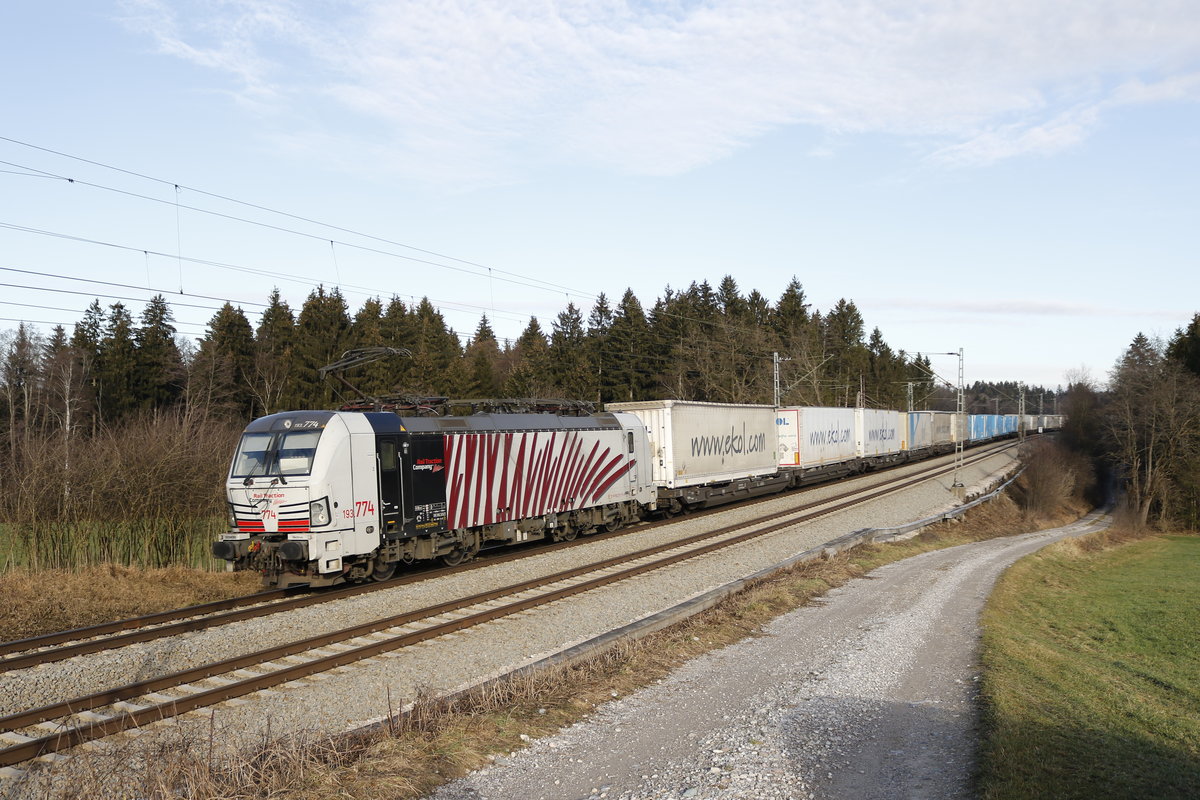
[231,429,324,478]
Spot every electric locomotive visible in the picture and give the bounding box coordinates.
[212,409,656,587]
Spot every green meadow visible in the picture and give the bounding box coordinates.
[980,533,1200,799]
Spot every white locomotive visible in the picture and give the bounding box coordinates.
[213,409,655,587]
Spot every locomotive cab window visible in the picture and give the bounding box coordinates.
[231,429,324,478]
[231,433,272,477]
[379,441,398,471]
[276,430,322,475]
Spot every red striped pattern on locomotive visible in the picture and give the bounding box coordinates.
[444,431,635,530]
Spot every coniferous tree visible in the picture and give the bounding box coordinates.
[97,303,139,423]
[1167,313,1200,377]
[503,317,553,398]
[866,327,906,409]
[463,316,502,397]
[822,299,869,406]
[549,303,594,400]
[605,289,652,402]
[70,300,105,432]
[252,288,297,415]
[134,295,183,411]
[646,288,685,399]
[405,298,462,396]
[349,297,388,399]
[189,303,255,418]
[292,286,352,407]
[772,279,825,405]
[378,297,417,393]
[586,293,614,403]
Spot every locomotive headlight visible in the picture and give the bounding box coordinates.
[227,503,236,528]
[310,497,331,527]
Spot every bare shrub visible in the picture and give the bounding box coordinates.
[1018,439,1095,519]
[2,409,243,570]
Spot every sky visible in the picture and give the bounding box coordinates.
[2,0,1198,394]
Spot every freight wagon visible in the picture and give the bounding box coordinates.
[855,408,905,463]
[774,406,857,477]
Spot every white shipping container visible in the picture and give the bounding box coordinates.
[856,409,904,457]
[775,407,856,468]
[950,413,970,444]
[906,412,933,452]
[606,400,778,489]
[928,411,954,448]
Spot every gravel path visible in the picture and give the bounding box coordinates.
[427,510,1110,800]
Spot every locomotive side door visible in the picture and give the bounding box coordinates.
[376,435,404,535]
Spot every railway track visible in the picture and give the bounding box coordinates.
[0,441,1013,674]
[0,442,1016,770]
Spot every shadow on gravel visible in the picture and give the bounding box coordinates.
[778,695,975,800]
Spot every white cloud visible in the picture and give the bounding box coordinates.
[121,0,1200,181]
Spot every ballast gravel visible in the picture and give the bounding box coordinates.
[1,446,1041,796]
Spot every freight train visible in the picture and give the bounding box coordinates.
[213,401,1062,587]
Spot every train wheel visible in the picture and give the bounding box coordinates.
[441,547,471,567]
[556,526,578,542]
[602,517,623,533]
[371,559,397,582]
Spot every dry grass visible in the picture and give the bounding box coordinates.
[0,564,261,642]
[6,484,1093,800]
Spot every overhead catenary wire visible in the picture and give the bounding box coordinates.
[0,279,249,313]
[0,135,592,299]
[0,220,798,357]
[0,138,899,362]
[0,155,594,301]
[0,223,535,326]
[0,313,209,334]
[0,144,794,344]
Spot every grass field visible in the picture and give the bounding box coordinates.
[979,533,1200,799]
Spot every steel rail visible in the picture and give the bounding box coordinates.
[0,440,1014,674]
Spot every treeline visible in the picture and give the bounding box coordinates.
[0,276,938,569]
[0,274,1062,569]
[1062,314,1200,529]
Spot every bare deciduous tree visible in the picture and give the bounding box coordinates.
[1105,334,1200,528]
